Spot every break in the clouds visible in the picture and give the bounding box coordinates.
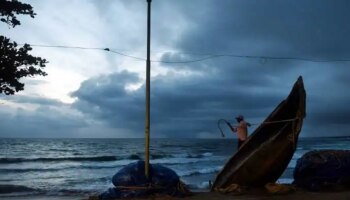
[1,0,350,138]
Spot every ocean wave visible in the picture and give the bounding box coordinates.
[152,156,224,165]
[0,159,148,173]
[126,153,172,160]
[127,154,141,160]
[65,176,111,185]
[0,156,118,163]
[186,152,213,158]
[0,184,38,194]
[151,154,172,159]
[178,166,222,177]
[0,168,60,173]
[0,152,211,164]
[159,144,191,148]
[187,181,210,190]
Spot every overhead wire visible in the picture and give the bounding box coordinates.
[105,48,145,61]
[19,43,350,63]
[20,44,104,50]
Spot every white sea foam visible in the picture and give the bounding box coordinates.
[201,152,213,157]
[152,156,224,165]
[277,178,294,184]
[197,181,210,189]
[178,166,222,177]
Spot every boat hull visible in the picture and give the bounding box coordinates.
[212,76,306,190]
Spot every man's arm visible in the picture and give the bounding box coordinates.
[226,122,237,132]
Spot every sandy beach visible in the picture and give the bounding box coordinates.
[4,190,350,200]
[184,191,350,200]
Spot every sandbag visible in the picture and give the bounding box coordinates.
[99,160,190,199]
[293,150,350,191]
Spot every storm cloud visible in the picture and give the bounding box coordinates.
[1,0,350,138]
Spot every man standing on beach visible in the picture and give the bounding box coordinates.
[227,115,251,149]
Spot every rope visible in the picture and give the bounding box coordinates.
[214,183,241,194]
[218,119,229,137]
[287,111,304,149]
[286,120,295,148]
[265,183,296,195]
[218,117,300,137]
[214,183,296,195]
[250,118,300,126]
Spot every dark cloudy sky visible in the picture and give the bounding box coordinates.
[1,0,350,138]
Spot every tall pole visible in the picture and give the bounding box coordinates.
[145,0,152,178]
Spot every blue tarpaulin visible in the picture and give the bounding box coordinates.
[293,150,350,191]
[99,160,190,199]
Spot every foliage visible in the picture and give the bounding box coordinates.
[0,36,47,95]
[0,0,47,95]
[0,0,35,28]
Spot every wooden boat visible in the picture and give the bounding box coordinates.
[212,76,306,190]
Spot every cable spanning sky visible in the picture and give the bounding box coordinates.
[1,0,350,138]
[19,43,350,63]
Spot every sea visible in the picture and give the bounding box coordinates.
[1,137,350,198]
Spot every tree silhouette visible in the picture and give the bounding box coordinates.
[0,0,47,95]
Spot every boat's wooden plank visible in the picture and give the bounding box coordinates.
[212,76,306,190]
